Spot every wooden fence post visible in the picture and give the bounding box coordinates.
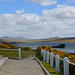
[19,48,21,60]
[43,50,46,61]
[56,54,60,73]
[64,57,69,75]
[50,52,54,68]
[46,51,49,63]
[41,49,43,55]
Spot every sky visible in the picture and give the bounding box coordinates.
[0,0,75,39]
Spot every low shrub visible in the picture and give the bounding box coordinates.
[23,47,33,51]
[0,43,18,49]
[36,45,75,75]
[36,45,75,63]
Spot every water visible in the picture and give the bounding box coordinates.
[12,42,75,53]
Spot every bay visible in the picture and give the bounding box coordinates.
[12,42,75,53]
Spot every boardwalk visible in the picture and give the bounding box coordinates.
[0,56,45,75]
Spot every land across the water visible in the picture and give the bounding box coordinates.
[1,36,75,43]
[1,36,75,54]
[23,37,75,43]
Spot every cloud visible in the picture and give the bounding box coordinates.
[41,0,57,6]
[28,0,57,6]
[4,0,9,1]
[49,5,75,19]
[16,9,25,15]
[0,0,10,3]
[0,6,75,39]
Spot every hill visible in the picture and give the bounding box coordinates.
[0,36,75,43]
[0,36,29,43]
[24,37,75,42]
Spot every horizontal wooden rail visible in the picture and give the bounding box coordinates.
[41,49,75,75]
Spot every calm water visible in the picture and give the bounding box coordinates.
[12,42,75,53]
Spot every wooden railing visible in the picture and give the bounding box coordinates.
[41,49,75,75]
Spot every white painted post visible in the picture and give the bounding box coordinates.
[50,52,54,68]
[64,57,69,75]
[43,50,46,61]
[45,51,47,61]
[41,49,43,56]
[19,48,21,60]
[46,51,49,63]
[56,54,60,73]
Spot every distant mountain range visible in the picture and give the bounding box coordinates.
[25,37,75,42]
[37,37,75,42]
[0,36,75,43]
[0,36,29,42]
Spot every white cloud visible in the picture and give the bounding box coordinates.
[41,0,57,6]
[0,0,10,3]
[49,5,75,19]
[28,0,57,6]
[16,9,25,15]
[0,6,75,39]
[4,0,9,1]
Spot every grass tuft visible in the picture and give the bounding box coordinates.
[41,61,62,75]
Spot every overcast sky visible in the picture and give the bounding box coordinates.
[0,0,75,39]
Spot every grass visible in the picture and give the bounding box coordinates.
[21,50,35,58]
[0,50,35,59]
[41,61,62,75]
[0,47,7,49]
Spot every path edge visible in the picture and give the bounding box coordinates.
[35,57,51,75]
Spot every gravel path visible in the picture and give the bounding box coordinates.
[0,56,45,75]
